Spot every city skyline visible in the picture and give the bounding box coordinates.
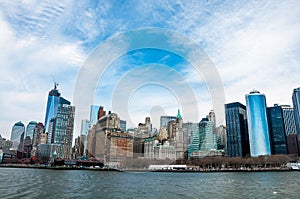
[1,1,300,139]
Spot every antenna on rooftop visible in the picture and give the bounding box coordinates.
[51,75,59,89]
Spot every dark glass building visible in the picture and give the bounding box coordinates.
[292,87,300,154]
[225,102,250,157]
[267,105,288,154]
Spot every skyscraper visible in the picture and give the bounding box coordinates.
[80,119,90,157]
[90,105,100,126]
[246,90,271,156]
[160,116,176,129]
[207,110,216,126]
[120,120,126,132]
[10,121,25,150]
[267,105,288,155]
[25,121,37,143]
[43,83,75,159]
[281,105,297,135]
[44,83,61,133]
[292,87,300,153]
[281,105,299,154]
[225,102,250,157]
[80,119,90,136]
[186,123,200,159]
[173,109,185,159]
[52,103,75,159]
[97,106,106,120]
[44,83,71,144]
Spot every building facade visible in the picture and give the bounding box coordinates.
[51,104,75,159]
[267,105,288,155]
[225,102,250,157]
[25,121,37,143]
[120,120,127,132]
[10,121,25,151]
[246,90,271,156]
[44,83,61,134]
[292,87,300,134]
[90,105,100,126]
[280,105,299,154]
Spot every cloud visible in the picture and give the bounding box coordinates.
[1,0,300,139]
[0,2,86,138]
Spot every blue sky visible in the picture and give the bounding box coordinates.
[0,0,300,139]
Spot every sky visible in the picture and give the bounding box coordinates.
[0,0,300,139]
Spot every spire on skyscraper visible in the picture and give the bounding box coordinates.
[177,109,182,119]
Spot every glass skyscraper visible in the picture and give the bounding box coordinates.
[186,123,200,159]
[44,84,71,144]
[281,105,299,154]
[120,120,127,132]
[25,121,37,143]
[90,105,100,126]
[281,105,297,135]
[246,90,271,156]
[225,102,250,157]
[267,105,288,155]
[10,121,25,150]
[80,119,90,136]
[292,87,300,153]
[52,104,75,159]
[160,116,176,128]
[44,83,61,134]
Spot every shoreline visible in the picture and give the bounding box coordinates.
[0,164,121,171]
[1,164,298,172]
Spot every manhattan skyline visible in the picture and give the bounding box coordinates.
[1,1,300,139]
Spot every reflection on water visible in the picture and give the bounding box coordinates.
[0,168,299,198]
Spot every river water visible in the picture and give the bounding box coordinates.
[0,168,299,198]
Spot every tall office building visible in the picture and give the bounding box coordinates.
[51,103,75,159]
[198,118,217,153]
[186,123,200,159]
[97,106,106,120]
[225,102,250,157]
[207,110,216,126]
[25,121,37,143]
[160,116,176,138]
[10,121,25,150]
[44,83,61,133]
[216,125,226,150]
[267,105,288,154]
[90,105,100,126]
[32,123,45,148]
[173,109,185,159]
[160,116,176,128]
[282,105,297,135]
[189,117,217,158]
[44,83,71,144]
[120,120,126,132]
[43,83,75,159]
[80,119,90,136]
[281,105,299,154]
[80,119,90,156]
[246,90,271,156]
[292,87,300,153]
[183,122,197,146]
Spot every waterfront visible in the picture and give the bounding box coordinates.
[0,168,300,198]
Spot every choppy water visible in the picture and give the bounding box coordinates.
[0,168,299,198]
